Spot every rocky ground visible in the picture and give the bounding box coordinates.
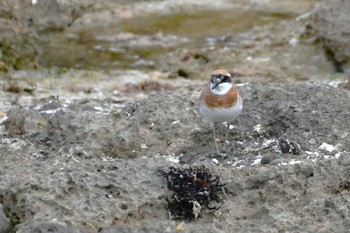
[1,0,350,233]
[1,81,350,233]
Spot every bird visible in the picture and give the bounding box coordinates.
[199,69,243,153]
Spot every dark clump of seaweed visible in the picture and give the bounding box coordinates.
[159,166,227,221]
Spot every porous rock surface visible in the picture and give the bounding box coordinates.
[310,0,350,68]
[1,82,350,232]
[0,205,10,233]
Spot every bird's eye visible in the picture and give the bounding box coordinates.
[222,75,230,83]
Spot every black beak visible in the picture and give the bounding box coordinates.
[211,82,220,90]
[211,76,221,90]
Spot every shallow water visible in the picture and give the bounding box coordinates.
[36,0,345,84]
[118,9,291,38]
[39,9,291,70]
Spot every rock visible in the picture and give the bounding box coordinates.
[99,222,224,233]
[4,82,350,160]
[0,205,10,233]
[0,0,94,68]
[0,154,168,233]
[225,181,243,196]
[260,153,278,165]
[5,108,48,135]
[279,138,301,155]
[1,82,350,232]
[338,152,350,166]
[18,221,84,233]
[310,0,350,69]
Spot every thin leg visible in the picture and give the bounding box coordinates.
[212,123,220,154]
[224,122,230,152]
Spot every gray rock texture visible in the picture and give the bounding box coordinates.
[0,0,94,69]
[0,205,10,233]
[18,221,84,233]
[99,222,225,233]
[1,82,350,232]
[310,0,350,70]
[4,82,350,160]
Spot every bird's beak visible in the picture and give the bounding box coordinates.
[211,77,221,90]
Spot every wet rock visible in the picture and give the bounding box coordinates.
[310,0,350,69]
[0,205,10,233]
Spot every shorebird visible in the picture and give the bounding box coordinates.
[199,69,243,153]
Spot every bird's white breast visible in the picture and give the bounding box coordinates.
[200,95,243,123]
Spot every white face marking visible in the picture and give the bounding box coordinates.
[210,82,232,95]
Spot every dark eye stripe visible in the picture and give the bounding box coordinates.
[210,74,231,83]
[222,75,231,82]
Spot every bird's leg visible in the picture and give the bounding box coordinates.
[224,122,230,153]
[212,123,220,154]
